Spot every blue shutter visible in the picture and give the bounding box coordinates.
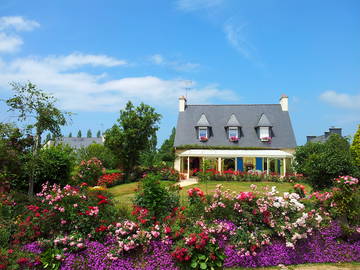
[256,157,263,171]
[237,157,243,172]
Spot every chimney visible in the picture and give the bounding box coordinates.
[279,94,288,111]
[179,96,187,112]
[307,136,316,142]
[324,131,330,138]
[329,127,342,136]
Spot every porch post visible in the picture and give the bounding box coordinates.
[266,158,270,175]
[218,157,222,174]
[283,158,287,177]
[187,156,190,179]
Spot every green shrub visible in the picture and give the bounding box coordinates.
[0,227,10,248]
[74,158,105,186]
[29,145,75,189]
[133,173,180,220]
[77,144,118,169]
[294,134,356,190]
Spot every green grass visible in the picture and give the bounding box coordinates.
[108,180,311,208]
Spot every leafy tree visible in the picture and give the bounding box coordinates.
[76,143,118,169]
[351,124,360,168]
[68,132,72,138]
[139,133,159,168]
[104,101,161,180]
[87,129,92,138]
[96,130,101,138]
[0,123,33,191]
[4,82,71,195]
[294,134,356,190]
[45,133,51,143]
[77,130,82,138]
[158,127,176,163]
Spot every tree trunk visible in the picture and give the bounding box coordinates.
[28,132,41,196]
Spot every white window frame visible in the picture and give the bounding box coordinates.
[228,127,238,139]
[198,127,208,139]
[259,127,270,139]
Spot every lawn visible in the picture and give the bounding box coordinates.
[108,180,311,207]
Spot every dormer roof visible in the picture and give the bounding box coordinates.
[196,114,211,127]
[256,113,272,127]
[225,114,241,127]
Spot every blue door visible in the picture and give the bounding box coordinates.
[256,157,263,171]
[237,157,243,171]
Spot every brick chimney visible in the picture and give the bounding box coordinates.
[279,94,288,111]
[179,96,187,112]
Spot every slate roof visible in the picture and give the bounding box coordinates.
[174,104,297,149]
[256,113,272,127]
[225,114,241,127]
[196,114,211,127]
[55,137,103,149]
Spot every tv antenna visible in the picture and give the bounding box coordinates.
[182,80,193,99]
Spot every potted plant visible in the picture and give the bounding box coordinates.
[260,136,272,142]
[200,136,208,142]
[229,136,239,142]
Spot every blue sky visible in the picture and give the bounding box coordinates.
[0,0,359,145]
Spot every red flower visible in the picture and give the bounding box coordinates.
[97,194,107,200]
[17,257,29,264]
[0,264,7,269]
[98,199,108,205]
[165,226,171,234]
[8,249,14,254]
[95,225,108,232]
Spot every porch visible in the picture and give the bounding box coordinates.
[175,149,293,179]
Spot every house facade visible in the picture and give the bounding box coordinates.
[173,95,297,179]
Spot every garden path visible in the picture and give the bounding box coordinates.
[177,178,198,187]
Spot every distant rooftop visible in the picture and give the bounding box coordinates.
[306,127,342,143]
[52,137,104,149]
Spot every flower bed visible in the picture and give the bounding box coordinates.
[194,168,305,183]
[2,175,359,269]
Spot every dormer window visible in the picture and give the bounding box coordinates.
[199,127,208,141]
[259,127,270,141]
[228,127,239,142]
[196,114,211,142]
[256,113,272,142]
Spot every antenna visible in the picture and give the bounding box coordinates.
[182,80,193,99]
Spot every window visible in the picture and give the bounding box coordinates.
[228,127,238,139]
[198,127,208,139]
[260,127,270,139]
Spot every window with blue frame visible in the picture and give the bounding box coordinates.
[198,127,208,139]
[228,127,238,139]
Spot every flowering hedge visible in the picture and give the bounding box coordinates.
[193,168,305,183]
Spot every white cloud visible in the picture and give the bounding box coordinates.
[43,53,127,70]
[224,21,253,59]
[0,16,40,31]
[0,53,237,112]
[0,16,40,54]
[149,54,200,72]
[0,32,22,52]
[176,0,224,11]
[320,90,360,110]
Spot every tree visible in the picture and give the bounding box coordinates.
[45,133,51,143]
[105,101,161,180]
[351,125,360,168]
[4,82,71,195]
[294,134,356,190]
[97,130,101,138]
[77,130,82,138]
[158,127,176,163]
[87,129,92,138]
[68,132,72,138]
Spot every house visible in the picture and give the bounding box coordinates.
[44,137,104,149]
[173,95,297,179]
[306,127,342,143]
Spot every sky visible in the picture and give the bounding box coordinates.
[0,0,359,145]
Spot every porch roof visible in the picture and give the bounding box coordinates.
[178,149,293,158]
